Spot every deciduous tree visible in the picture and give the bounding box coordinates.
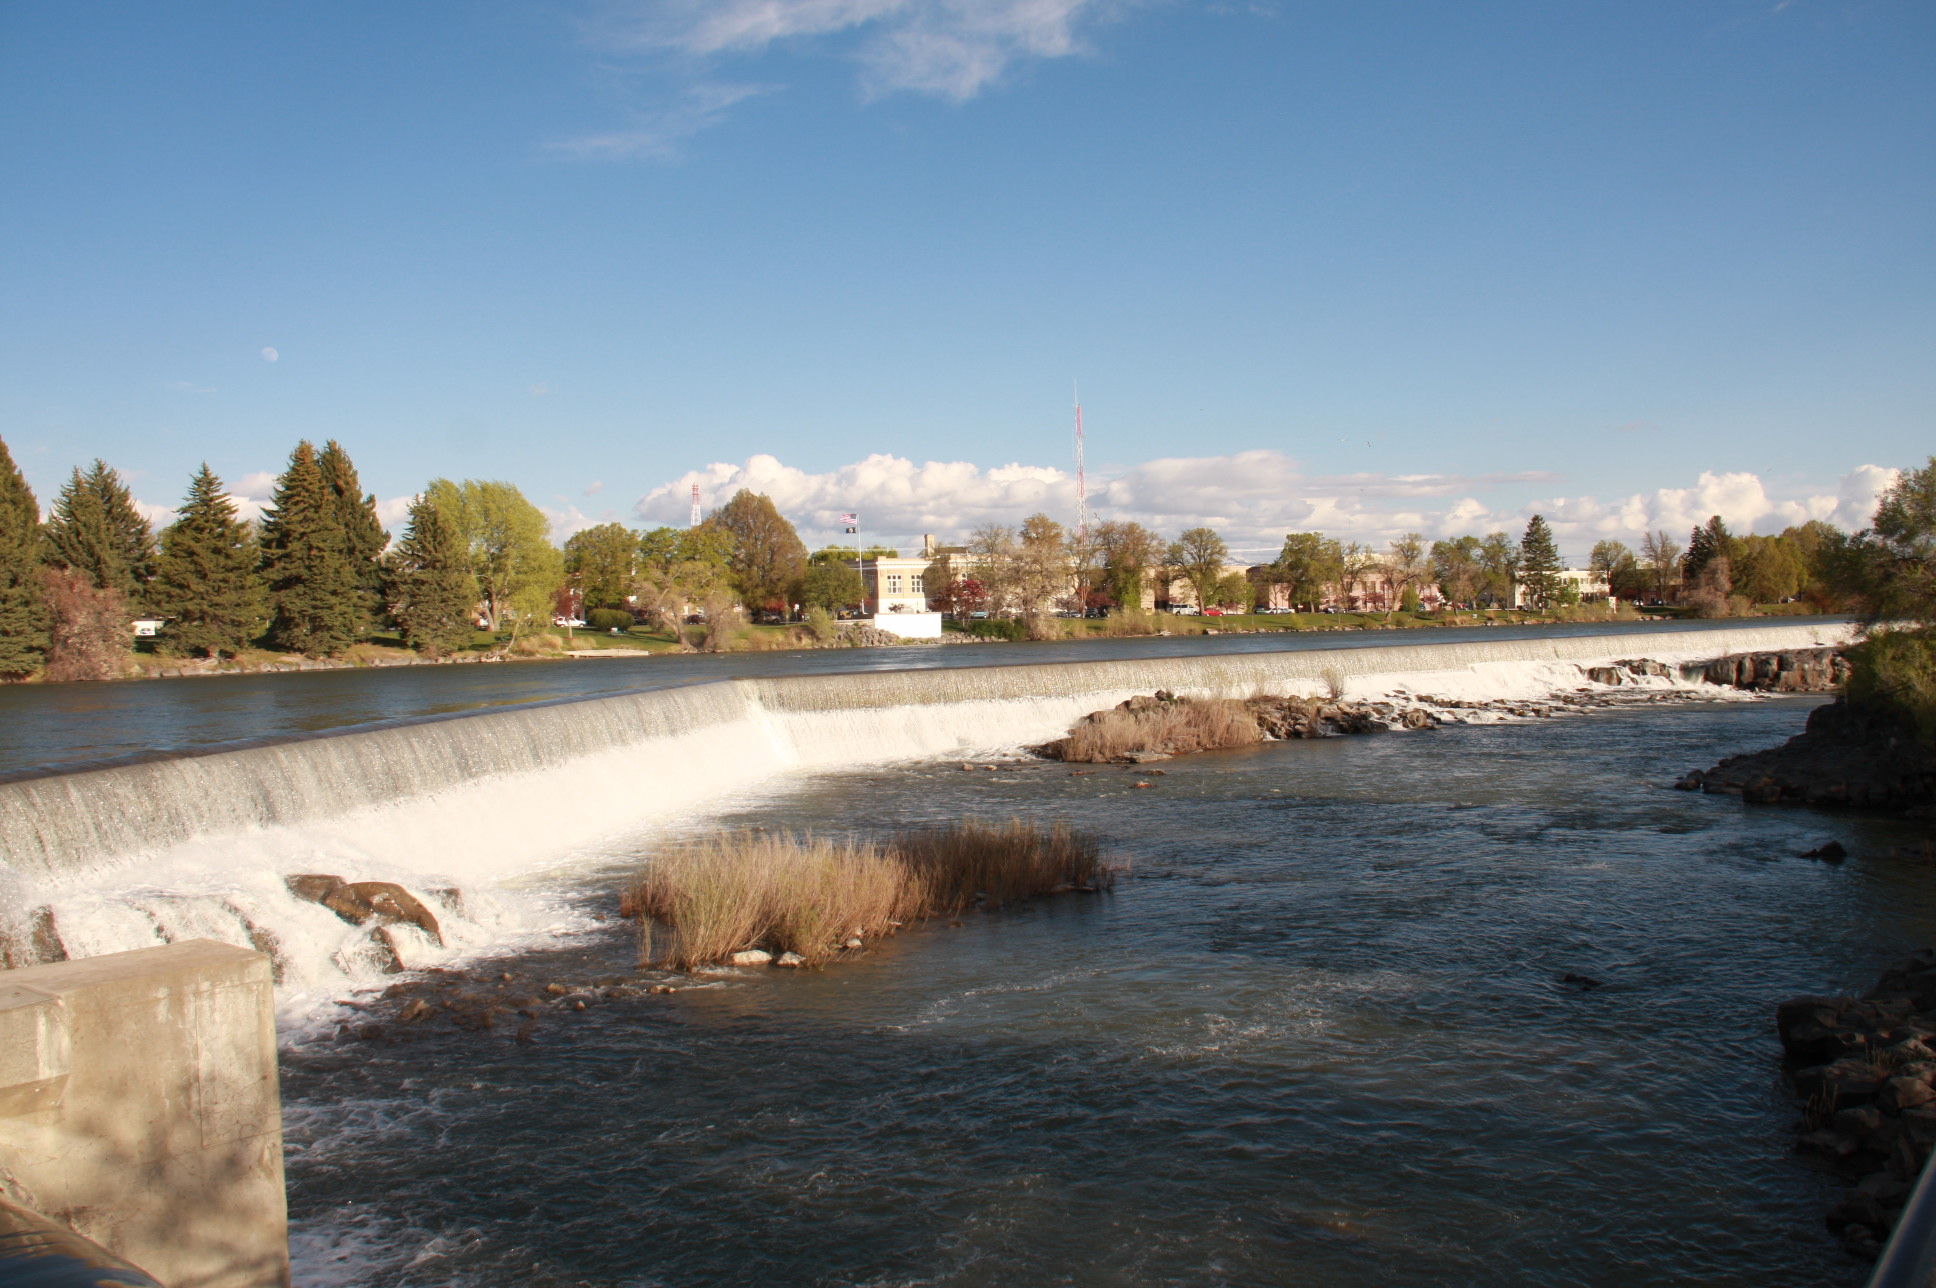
[1092,520,1163,610]
[425,478,563,638]
[1272,532,1344,611]
[709,490,807,610]
[39,567,128,682]
[1431,536,1482,607]
[152,465,266,657]
[1166,527,1229,612]
[1640,530,1682,602]
[564,522,638,611]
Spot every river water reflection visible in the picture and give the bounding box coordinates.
[0,618,1827,776]
[283,695,1921,1287]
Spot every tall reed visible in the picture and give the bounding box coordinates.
[629,820,1113,969]
[889,818,1113,912]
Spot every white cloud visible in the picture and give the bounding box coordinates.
[584,480,605,496]
[553,82,769,160]
[633,450,1901,562]
[561,0,1120,156]
[599,0,1108,99]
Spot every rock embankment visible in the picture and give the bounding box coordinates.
[1677,698,1936,810]
[1778,951,1936,1259]
[1688,646,1847,693]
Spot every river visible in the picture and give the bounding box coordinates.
[0,620,1901,1285]
[0,618,1817,776]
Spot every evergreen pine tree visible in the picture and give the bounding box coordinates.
[43,459,157,606]
[1517,514,1562,609]
[152,465,268,658]
[317,440,388,636]
[387,495,479,655]
[0,435,49,678]
[259,441,360,655]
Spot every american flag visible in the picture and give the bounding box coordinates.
[839,512,857,524]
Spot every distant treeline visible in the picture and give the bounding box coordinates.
[0,432,1921,681]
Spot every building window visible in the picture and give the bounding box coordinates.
[887,575,903,593]
[910,575,923,593]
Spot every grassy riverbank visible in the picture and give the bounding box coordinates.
[89,600,1826,681]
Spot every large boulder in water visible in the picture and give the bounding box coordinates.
[286,874,444,946]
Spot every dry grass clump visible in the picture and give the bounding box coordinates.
[889,819,1113,912]
[627,819,1113,969]
[1054,697,1261,763]
[630,832,921,969]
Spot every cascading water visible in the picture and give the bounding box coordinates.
[0,622,1850,1017]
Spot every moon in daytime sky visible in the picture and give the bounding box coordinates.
[260,346,279,363]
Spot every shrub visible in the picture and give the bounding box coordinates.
[1055,697,1262,763]
[965,617,1026,641]
[585,607,634,631]
[39,568,128,682]
[803,605,837,643]
[1847,629,1936,744]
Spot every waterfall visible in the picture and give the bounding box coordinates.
[0,622,1850,1009]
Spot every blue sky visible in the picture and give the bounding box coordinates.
[1,0,1928,560]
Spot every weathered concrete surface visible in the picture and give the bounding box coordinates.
[0,940,288,1287]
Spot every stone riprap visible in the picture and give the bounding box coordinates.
[1779,951,1936,1260]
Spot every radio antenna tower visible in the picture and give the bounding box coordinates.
[1073,381,1087,544]
[689,483,701,528]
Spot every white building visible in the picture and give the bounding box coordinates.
[1513,568,1611,608]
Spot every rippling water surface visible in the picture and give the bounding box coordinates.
[283,696,1928,1287]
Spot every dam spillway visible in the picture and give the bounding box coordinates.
[0,622,1851,1001]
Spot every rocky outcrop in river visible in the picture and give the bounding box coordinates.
[1677,698,1936,811]
[1779,951,1936,1259]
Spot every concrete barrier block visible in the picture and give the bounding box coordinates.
[0,984,69,1117]
[0,940,288,1288]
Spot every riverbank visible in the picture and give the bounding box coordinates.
[11,601,1826,686]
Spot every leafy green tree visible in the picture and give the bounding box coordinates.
[1092,520,1163,610]
[1166,526,1229,612]
[260,441,361,655]
[152,465,266,657]
[564,522,638,610]
[709,490,807,610]
[1213,570,1254,611]
[1478,532,1520,606]
[1265,532,1341,611]
[424,479,563,636]
[1733,533,1805,604]
[0,436,48,678]
[1517,515,1562,609]
[798,559,865,612]
[1431,536,1483,607]
[386,494,479,655]
[317,441,388,631]
[43,459,156,606]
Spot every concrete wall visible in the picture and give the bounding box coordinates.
[0,940,288,1288]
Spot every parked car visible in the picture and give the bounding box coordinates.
[1168,605,1198,615]
[552,616,586,628]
